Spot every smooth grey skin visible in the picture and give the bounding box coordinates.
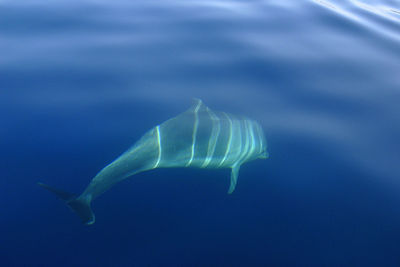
[39,99,268,225]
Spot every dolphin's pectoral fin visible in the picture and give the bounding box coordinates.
[38,182,95,225]
[228,165,240,194]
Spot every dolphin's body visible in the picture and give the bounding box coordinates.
[39,99,268,225]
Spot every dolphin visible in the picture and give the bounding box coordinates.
[39,99,268,225]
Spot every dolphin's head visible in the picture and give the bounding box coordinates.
[259,148,269,159]
[258,136,268,159]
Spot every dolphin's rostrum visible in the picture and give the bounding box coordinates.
[39,99,268,225]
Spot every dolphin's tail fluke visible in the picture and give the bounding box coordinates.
[38,182,95,225]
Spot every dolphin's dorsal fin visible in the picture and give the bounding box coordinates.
[189,98,207,113]
[228,165,240,194]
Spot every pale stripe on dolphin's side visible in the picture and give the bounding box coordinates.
[256,123,264,155]
[218,112,233,167]
[201,108,221,168]
[186,101,201,167]
[153,125,162,168]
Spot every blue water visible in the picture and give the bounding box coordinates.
[1,0,400,265]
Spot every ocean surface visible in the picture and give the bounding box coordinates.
[1,0,400,266]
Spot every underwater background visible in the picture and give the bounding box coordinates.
[1,0,400,266]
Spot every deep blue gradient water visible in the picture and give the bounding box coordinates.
[1,0,400,266]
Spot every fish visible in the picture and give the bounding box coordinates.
[38,99,268,225]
